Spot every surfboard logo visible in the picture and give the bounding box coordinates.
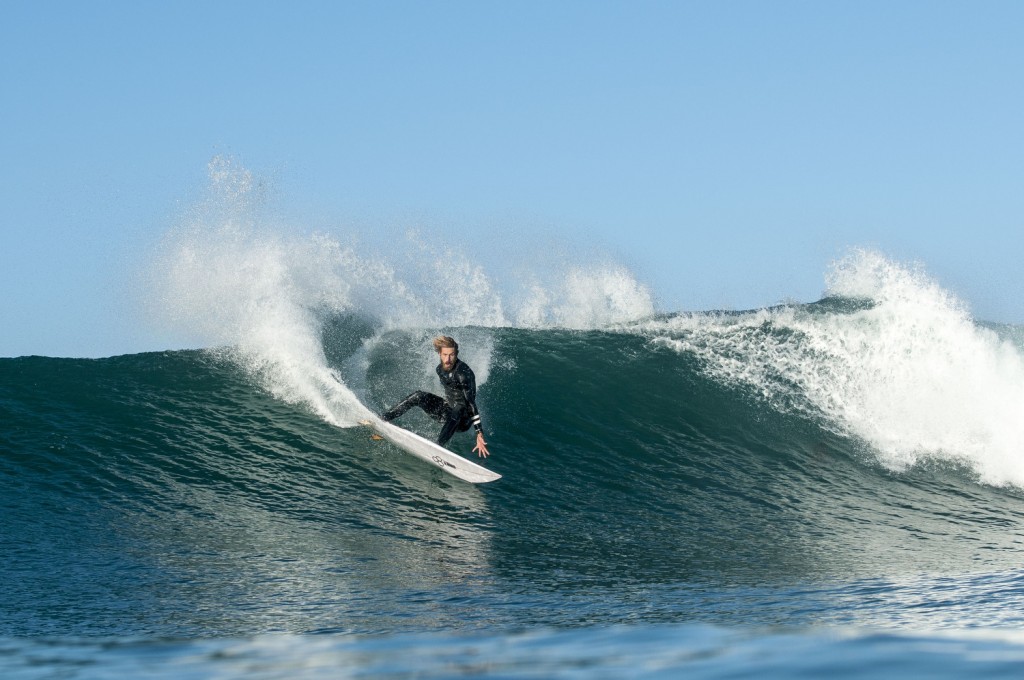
[432,455,457,470]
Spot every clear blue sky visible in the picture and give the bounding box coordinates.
[3,1,1022,358]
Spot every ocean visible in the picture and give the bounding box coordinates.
[4,174,1024,676]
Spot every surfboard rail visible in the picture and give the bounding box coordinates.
[364,417,502,484]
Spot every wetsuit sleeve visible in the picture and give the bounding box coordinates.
[460,367,483,433]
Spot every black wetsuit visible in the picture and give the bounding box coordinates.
[381,359,483,446]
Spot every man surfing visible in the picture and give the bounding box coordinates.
[380,336,490,458]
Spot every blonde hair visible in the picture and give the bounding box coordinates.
[432,335,459,354]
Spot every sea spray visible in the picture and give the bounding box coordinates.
[150,158,376,425]
[818,251,1024,485]
[148,158,656,426]
[515,264,656,329]
[640,250,1024,487]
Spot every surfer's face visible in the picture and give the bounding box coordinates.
[439,347,457,371]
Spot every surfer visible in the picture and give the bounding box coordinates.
[381,336,491,458]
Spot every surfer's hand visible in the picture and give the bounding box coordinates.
[473,432,490,458]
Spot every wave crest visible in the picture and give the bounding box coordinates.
[638,250,1024,487]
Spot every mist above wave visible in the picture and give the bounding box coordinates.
[147,158,655,426]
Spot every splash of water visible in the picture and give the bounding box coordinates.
[149,158,655,426]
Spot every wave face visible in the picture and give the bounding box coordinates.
[3,299,1024,638]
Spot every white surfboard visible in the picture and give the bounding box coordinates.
[363,417,502,484]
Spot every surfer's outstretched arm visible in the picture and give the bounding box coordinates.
[457,381,489,457]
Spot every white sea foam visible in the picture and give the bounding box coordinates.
[149,158,655,426]
[642,249,1024,488]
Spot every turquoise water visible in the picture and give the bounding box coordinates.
[3,289,1024,677]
